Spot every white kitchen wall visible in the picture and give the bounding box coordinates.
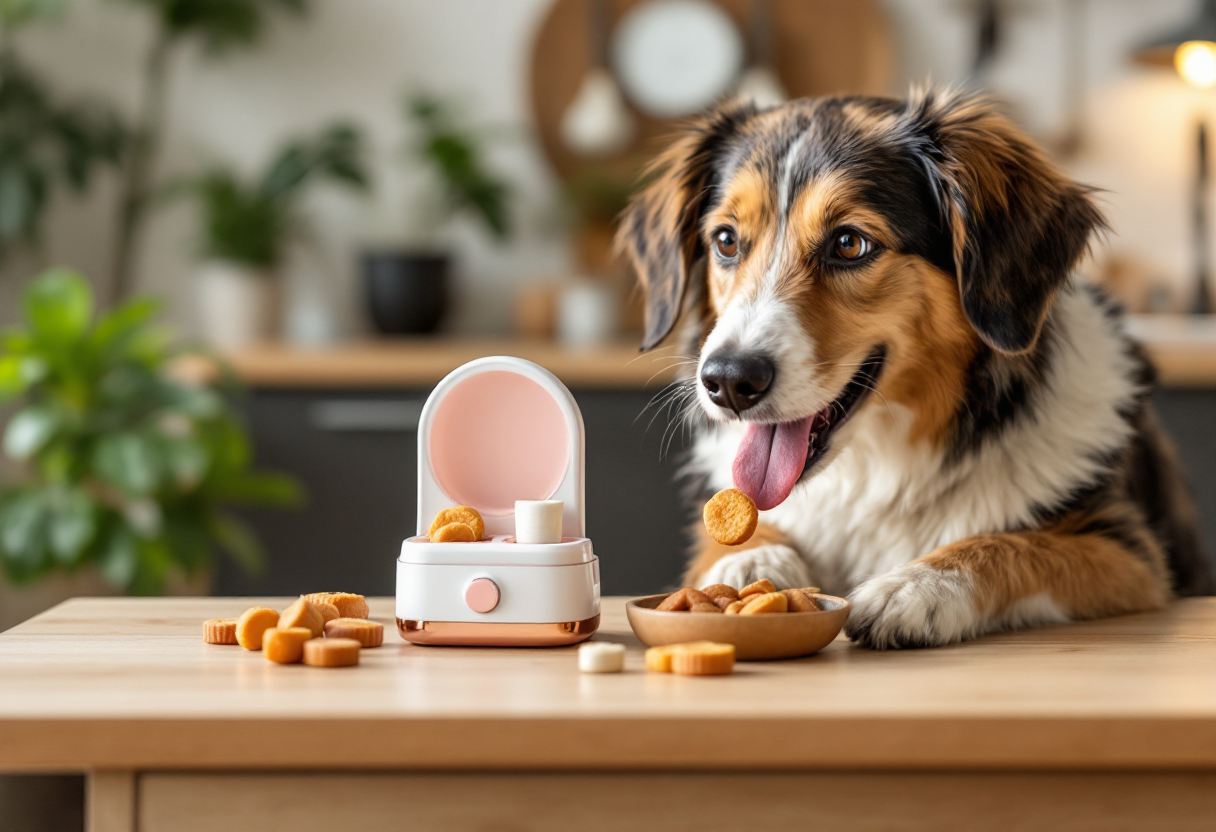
[0,0,1210,334]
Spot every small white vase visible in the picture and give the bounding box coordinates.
[196,261,281,350]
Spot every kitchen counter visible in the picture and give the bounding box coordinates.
[175,315,1216,390]
[2,597,1215,830]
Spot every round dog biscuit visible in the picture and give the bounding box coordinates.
[671,642,736,676]
[303,637,361,668]
[324,617,384,647]
[304,592,369,620]
[236,606,280,650]
[432,522,476,543]
[315,602,340,624]
[429,506,484,540]
[703,488,758,546]
[262,627,312,664]
[203,618,237,645]
[278,598,325,637]
[740,591,788,614]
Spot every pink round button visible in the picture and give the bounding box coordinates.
[465,578,500,614]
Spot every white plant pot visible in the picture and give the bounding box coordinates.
[196,261,281,350]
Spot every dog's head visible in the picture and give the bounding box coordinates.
[618,88,1104,510]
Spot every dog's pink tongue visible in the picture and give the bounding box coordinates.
[732,416,814,511]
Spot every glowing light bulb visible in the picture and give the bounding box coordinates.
[1175,40,1216,89]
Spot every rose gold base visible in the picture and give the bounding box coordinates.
[397,615,600,647]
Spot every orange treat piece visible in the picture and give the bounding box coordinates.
[278,598,325,637]
[739,579,777,599]
[303,592,369,620]
[724,600,746,614]
[683,588,712,606]
[236,606,280,650]
[428,506,485,540]
[203,618,237,645]
[657,589,690,612]
[315,602,340,624]
[701,583,739,601]
[712,595,735,611]
[783,589,820,612]
[262,627,312,664]
[432,522,476,543]
[645,641,716,672]
[324,618,384,648]
[741,591,788,614]
[703,488,758,546]
[671,642,736,676]
[303,637,361,668]
[690,602,723,613]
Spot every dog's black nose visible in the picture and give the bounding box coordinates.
[700,352,775,413]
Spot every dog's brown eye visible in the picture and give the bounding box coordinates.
[714,228,738,259]
[833,232,871,260]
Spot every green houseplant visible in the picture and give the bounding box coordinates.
[363,94,514,335]
[172,122,368,348]
[0,268,301,596]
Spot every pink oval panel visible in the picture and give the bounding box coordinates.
[428,371,570,517]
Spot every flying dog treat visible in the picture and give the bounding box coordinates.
[739,579,777,599]
[578,642,626,673]
[671,642,735,676]
[262,627,312,664]
[304,592,369,620]
[303,637,361,668]
[279,598,325,638]
[236,606,281,650]
[690,602,724,613]
[324,617,384,648]
[429,506,485,540]
[703,488,758,546]
[740,591,788,615]
[203,618,238,645]
[432,522,476,543]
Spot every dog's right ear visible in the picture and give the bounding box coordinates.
[617,101,756,351]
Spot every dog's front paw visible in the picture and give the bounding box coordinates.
[697,544,813,590]
[845,564,980,650]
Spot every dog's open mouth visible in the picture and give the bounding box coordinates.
[732,346,886,511]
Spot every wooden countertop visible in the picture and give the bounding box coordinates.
[174,316,1216,389]
[1,596,1215,773]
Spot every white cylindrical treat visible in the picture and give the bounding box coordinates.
[578,642,625,673]
[515,500,563,544]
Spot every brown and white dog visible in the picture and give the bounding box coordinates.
[617,87,1213,649]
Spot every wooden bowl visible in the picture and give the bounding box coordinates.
[626,593,850,660]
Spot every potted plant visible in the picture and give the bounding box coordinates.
[0,269,301,621]
[363,94,513,335]
[173,123,368,348]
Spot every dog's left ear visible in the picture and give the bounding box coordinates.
[907,87,1105,354]
[616,100,756,351]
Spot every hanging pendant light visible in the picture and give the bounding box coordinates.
[560,0,635,158]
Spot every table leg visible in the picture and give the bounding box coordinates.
[86,770,135,832]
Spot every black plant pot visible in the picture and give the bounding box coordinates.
[362,251,449,335]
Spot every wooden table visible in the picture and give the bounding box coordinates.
[1,597,1215,831]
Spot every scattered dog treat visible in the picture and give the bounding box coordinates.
[303,592,370,620]
[203,618,237,645]
[324,617,384,648]
[514,499,563,544]
[278,598,325,637]
[646,642,736,676]
[432,522,477,543]
[428,506,485,540]
[315,602,340,624]
[578,642,626,673]
[703,488,758,546]
[235,606,280,650]
[303,637,361,668]
[657,581,821,617]
[262,627,312,664]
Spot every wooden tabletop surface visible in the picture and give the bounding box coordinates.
[170,316,1216,389]
[2,597,1215,773]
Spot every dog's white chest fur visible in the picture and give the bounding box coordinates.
[687,285,1142,595]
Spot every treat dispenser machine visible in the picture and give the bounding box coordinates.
[396,357,601,645]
